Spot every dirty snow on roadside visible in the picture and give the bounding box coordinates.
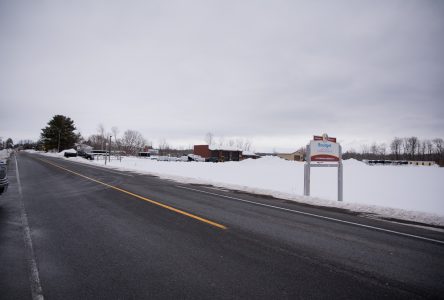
[0,149,13,161]
[29,150,444,226]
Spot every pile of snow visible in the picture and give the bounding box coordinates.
[60,148,77,155]
[0,149,13,161]
[31,151,444,225]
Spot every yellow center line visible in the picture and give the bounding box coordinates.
[37,157,227,230]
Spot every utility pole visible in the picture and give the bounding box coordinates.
[109,136,112,163]
[57,129,61,152]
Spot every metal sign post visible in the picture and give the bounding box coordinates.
[338,149,343,202]
[304,134,343,202]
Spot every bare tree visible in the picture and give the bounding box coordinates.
[111,126,120,149]
[390,137,402,160]
[97,124,105,135]
[111,126,119,140]
[370,143,378,158]
[433,138,443,154]
[121,130,146,155]
[368,143,386,159]
[243,139,252,151]
[235,138,244,150]
[86,134,103,149]
[426,140,433,156]
[158,138,170,155]
[432,138,444,166]
[233,138,252,151]
[419,140,427,160]
[406,136,419,159]
[402,138,410,159]
[361,144,370,156]
[378,143,387,158]
[97,124,106,149]
[204,132,214,145]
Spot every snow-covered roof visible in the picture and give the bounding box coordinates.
[209,145,242,152]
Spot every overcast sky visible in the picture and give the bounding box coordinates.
[1,0,443,152]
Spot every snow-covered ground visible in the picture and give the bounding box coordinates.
[0,149,12,161]
[28,150,444,226]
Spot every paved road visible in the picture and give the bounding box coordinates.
[1,152,443,299]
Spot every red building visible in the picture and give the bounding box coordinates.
[194,145,242,162]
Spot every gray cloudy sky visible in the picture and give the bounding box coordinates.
[1,0,443,152]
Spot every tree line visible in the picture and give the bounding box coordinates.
[0,137,14,149]
[204,132,253,151]
[343,137,444,166]
[5,115,181,156]
[1,115,150,156]
[4,115,443,166]
[12,117,257,156]
[85,124,150,156]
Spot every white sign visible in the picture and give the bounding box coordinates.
[309,140,340,162]
[304,134,343,201]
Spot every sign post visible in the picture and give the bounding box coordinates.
[304,134,343,201]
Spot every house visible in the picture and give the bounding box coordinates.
[277,151,304,161]
[194,145,242,162]
[194,145,260,161]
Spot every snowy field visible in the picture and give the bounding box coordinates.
[30,150,444,226]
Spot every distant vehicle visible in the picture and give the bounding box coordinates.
[77,151,94,160]
[64,151,77,158]
[157,156,179,162]
[188,154,205,162]
[205,157,219,163]
[0,161,8,195]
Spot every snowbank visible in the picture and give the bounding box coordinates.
[0,149,13,161]
[30,151,444,225]
[60,148,77,154]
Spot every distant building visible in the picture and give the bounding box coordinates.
[277,151,304,161]
[408,161,436,166]
[363,160,436,166]
[193,145,260,161]
[193,145,241,162]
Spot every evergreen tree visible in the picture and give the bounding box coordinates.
[40,115,79,151]
[5,138,14,149]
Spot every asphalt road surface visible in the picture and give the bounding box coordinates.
[1,152,443,299]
